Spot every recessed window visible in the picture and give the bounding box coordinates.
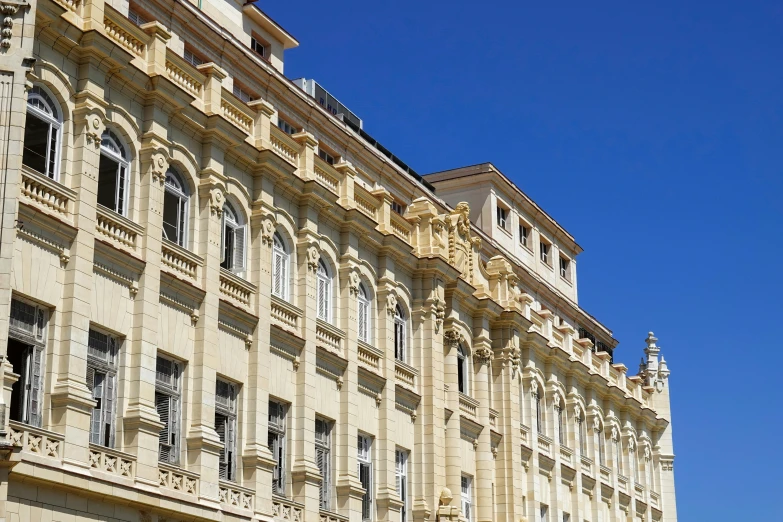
[318,149,335,165]
[232,83,254,103]
[396,449,409,522]
[251,35,270,60]
[315,417,333,510]
[556,400,565,445]
[357,283,371,343]
[539,241,550,265]
[539,504,548,522]
[163,169,189,248]
[457,344,469,395]
[215,379,238,481]
[87,328,119,447]
[23,85,61,180]
[184,47,205,67]
[272,233,290,300]
[317,259,332,322]
[128,8,147,26]
[519,224,529,248]
[559,256,570,280]
[391,200,406,215]
[358,434,373,521]
[496,206,508,230]
[461,475,473,522]
[97,130,130,216]
[278,118,297,135]
[7,298,48,427]
[221,202,246,276]
[156,356,181,464]
[269,400,287,495]
[394,305,406,362]
[533,386,543,434]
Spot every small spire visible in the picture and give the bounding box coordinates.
[659,355,670,379]
[638,357,647,377]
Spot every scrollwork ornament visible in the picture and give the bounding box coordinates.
[306,245,320,272]
[644,445,651,462]
[85,114,103,146]
[348,270,361,296]
[260,216,275,247]
[209,187,225,217]
[386,291,397,315]
[473,345,493,366]
[150,153,168,185]
[443,328,463,348]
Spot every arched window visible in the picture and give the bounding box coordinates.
[317,259,332,322]
[163,169,189,247]
[457,344,469,395]
[221,202,246,276]
[357,283,370,343]
[98,130,130,216]
[394,305,406,361]
[272,233,290,300]
[23,85,62,180]
[556,399,565,445]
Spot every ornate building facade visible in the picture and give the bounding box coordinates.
[0,0,677,521]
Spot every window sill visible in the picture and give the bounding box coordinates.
[559,275,573,286]
[540,260,554,272]
[496,224,512,239]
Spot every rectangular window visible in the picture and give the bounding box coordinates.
[315,418,332,510]
[87,328,119,447]
[318,149,335,165]
[395,450,409,522]
[540,242,550,265]
[7,298,47,427]
[251,36,269,59]
[496,206,507,229]
[391,200,406,215]
[156,356,181,464]
[534,391,542,434]
[128,9,146,26]
[278,118,297,135]
[559,257,570,280]
[539,504,548,522]
[184,47,204,67]
[268,400,287,495]
[232,83,254,103]
[615,439,623,474]
[519,225,529,247]
[461,475,473,522]
[358,434,373,521]
[215,379,237,481]
[563,513,570,522]
[598,431,606,466]
[578,418,586,455]
[557,406,565,445]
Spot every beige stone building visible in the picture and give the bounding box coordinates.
[0,0,677,521]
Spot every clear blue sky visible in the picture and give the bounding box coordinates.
[260,0,783,518]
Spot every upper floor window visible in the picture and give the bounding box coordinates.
[184,47,205,67]
[391,200,406,215]
[394,305,406,362]
[278,118,297,135]
[318,149,335,165]
[215,379,237,481]
[395,449,409,522]
[539,504,548,522]
[357,283,371,343]
[315,417,332,510]
[457,344,468,394]
[533,387,543,434]
[496,206,508,229]
[317,259,332,322]
[163,169,189,248]
[87,328,119,447]
[221,202,246,276]
[98,130,130,216]
[577,415,587,455]
[232,83,254,104]
[251,35,270,60]
[128,8,147,26]
[519,225,529,248]
[614,435,623,474]
[358,434,373,521]
[461,475,473,522]
[23,85,61,180]
[272,233,290,300]
[555,400,565,445]
[155,356,181,464]
[598,427,606,466]
[559,256,570,280]
[539,241,550,265]
[7,298,47,427]
[269,400,287,495]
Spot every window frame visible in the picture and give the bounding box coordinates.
[86,327,119,448]
[457,344,469,395]
[556,400,565,445]
[155,355,181,464]
[357,283,371,344]
[539,241,550,266]
[23,85,62,180]
[163,169,189,248]
[7,297,48,427]
[250,34,270,60]
[358,433,373,521]
[393,304,406,362]
[461,475,473,522]
[395,449,409,522]
[496,205,508,230]
[277,117,297,135]
[533,387,543,434]
[215,379,238,481]
[315,417,332,510]
[272,233,290,301]
[519,223,530,248]
[221,202,246,276]
[268,399,287,495]
[559,255,570,281]
[98,130,130,216]
[184,46,205,67]
[317,259,332,323]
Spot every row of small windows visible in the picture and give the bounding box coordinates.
[496,207,571,281]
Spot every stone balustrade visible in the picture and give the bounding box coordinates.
[6,421,64,461]
[271,295,302,333]
[89,444,136,479]
[96,205,144,253]
[19,166,75,220]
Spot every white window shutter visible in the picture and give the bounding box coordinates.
[89,369,103,444]
[232,225,246,274]
[220,217,227,264]
[30,346,43,427]
[106,372,116,447]
[157,393,171,462]
[273,249,283,296]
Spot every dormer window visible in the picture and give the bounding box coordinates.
[251,35,270,60]
[496,206,508,230]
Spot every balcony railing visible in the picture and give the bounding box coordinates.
[221,88,255,134]
[166,50,205,97]
[273,495,304,522]
[270,126,300,166]
[389,211,412,242]
[320,511,349,522]
[537,433,553,457]
[96,205,144,253]
[580,455,594,476]
[271,295,302,333]
[89,444,136,479]
[19,166,75,220]
[358,341,382,372]
[458,392,479,419]
[559,445,574,465]
[354,184,379,220]
[6,420,64,461]
[219,480,254,511]
[394,360,418,389]
[314,156,340,194]
[158,462,199,496]
[316,319,345,355]
[161,239,202,283]
[104,7,146,58]
[519,423,531,446]
[219,268,256,308]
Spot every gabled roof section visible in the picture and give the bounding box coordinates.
[242,2,299,49]
[425,162,583,255]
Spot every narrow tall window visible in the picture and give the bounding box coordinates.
[87,328,119,447]
[221,203,246,276]
[317,259,332,322]
[615,437,623,474]
[562,513,570,522]
[272,233,289,300]
[540,242,550,265]
[268,400,287,495]
[23,86,61,179]
[155,356,181,464]
[128,8,147,26]
[534,388,542,434]
[357,283,370,343]
[598,429,606,466]
[215,379,237,481]
[519,224,529,247]
[358,434,373,521]
[556,402,565,445]
[6,298,47,427]
[461,475,473,522]
[395,449,409,522]
[163,169,189,247]
[578,417,587,455]
[457,344,468,394]
[98,131,130,216]
[315,418,332,510]
[539,504,548,522]
[251,36,269,59]
[559,257,570,280]
[233,83,254,103]
[391,200,406,215]
[394,305,406,361]
[496,206,507,229]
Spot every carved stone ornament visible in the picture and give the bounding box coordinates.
[260,215,275,246]
[491,446,498,459]
[628,438,636,452]
[386,291,398,315]
[432,298,445,333]
[445,202,478,283]
[473,345,493,366]
[443,328,463,348]
[439,487,453,506]
[306,245,320,272]
[348,269,361,296]
[574,404,582,420]
[150,153,168,185]
[209,187,225,216]
[85,114,104,146]
[644,445,651,461]
[0,1,24,50]
[593,418,602,433]
[611,426,619,441]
